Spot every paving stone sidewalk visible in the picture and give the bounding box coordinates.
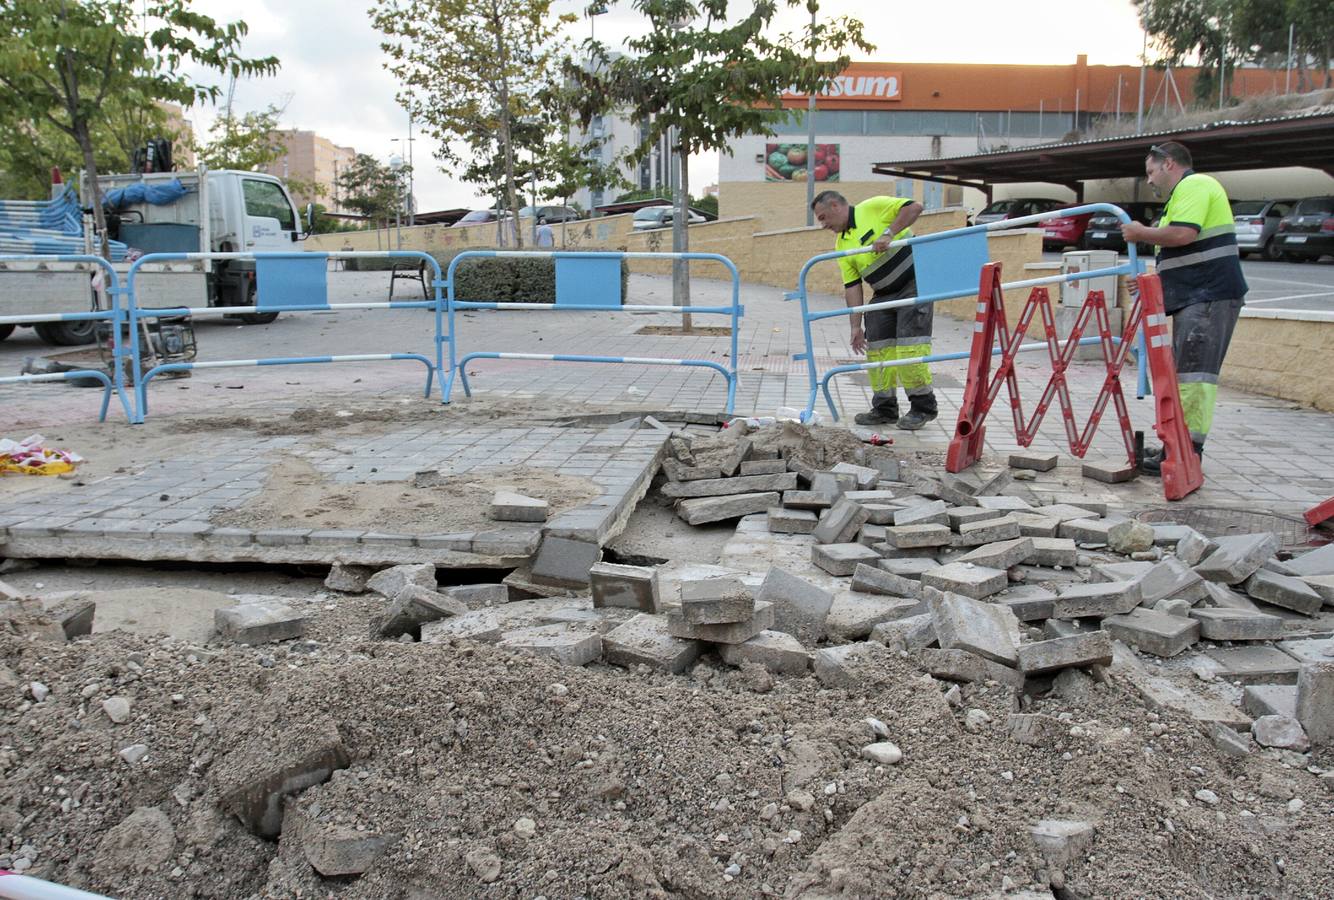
[3,269,1331,516]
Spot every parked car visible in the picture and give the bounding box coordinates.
[973,198,1065,227]
[1274,196,1334,261]
[1231,199,1295,260]
[451,209,502,228]
[518,204,581,223]
[1042,211,1096,250]
[1085,202,1164,254]
[631,204,707,231]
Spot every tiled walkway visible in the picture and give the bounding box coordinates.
[3,270,1331,516]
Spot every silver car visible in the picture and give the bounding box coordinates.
[1232,199,1294,260]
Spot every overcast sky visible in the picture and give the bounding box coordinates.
[183,0,1149,211]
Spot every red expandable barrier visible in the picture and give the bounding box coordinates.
[1305,496,1334,528]
[945,263,1202,501]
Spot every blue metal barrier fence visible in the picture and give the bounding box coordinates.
[0,254,133,422]
[124,251,447,423]
[441,250,745,414]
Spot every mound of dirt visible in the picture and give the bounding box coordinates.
[210,457,600,535]
[3,596,1332,899]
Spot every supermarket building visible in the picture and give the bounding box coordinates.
[719,56,1334,231]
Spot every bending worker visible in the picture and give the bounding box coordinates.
[1121,141,1246,476]
[811,190,937,430]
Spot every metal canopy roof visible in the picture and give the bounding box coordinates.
[871,112,1334,200]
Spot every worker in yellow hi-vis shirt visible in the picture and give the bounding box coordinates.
[811,190,936,430]
[1121,141,1247,477]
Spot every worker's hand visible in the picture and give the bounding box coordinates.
[1121,221,1149,243]
[850,324,867,355]
[872,236,893,253]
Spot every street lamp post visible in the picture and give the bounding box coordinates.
[390,118,415,226]
[805,5,817,227]
[389,154,403,249]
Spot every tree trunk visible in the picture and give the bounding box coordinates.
[75,123,111,262]
[491,1,522,249]
[672,131,691,332]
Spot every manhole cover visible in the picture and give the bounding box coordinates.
[1136,507,1322,550]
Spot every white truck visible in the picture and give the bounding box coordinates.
[0,167,310,345]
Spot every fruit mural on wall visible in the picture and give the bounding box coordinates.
[764,143,840,182]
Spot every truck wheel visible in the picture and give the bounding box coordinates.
[33,320,98,346]
[236,281,279,325]
[0,324,14,341]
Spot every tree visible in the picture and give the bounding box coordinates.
[532,76,629,246]
[1134,0,1247,104]
[372,0,575,249]
[572,1,872,323]
[336,153,405,236]
[0,0,278,256]
[195,102,289,172]
[1233,0,1333,90]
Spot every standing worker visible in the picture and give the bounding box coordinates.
[1121,141,1246,475]
[811,190,936,429]
[535,216,555,248]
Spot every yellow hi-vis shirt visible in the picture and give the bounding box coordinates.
[835,196,915,295]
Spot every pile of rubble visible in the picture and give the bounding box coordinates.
[3,419,1334,898]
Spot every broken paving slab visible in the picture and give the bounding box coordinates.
[1204,646,1302,685]
[375,586,468,639]
[826,591,924,640]
[768,506,818,535]
[490,491,549,523]
[1104,608,1199,657]
[1009,451,1059,472]
[1243,684,1297,719]
[367,564,437,599]
[1109,642,1251,728]
[1027,537,1078,567]
[215,598,307,645]
[782,490,833,511]
[677,492,782,526]
[884,523,953,549]
[1194,533,1280,585]
[589,562,659,613]
[1243,569,1322,616]
[878,558,939,580]
[812,542,881,577]
[602,613,700,673]
[813,641,892,688]
[1052,581,1143,619]
[1286,543,1334,578]
[1018,632,1114,675]
[661,472,797,500]
[871,613,937,651]
[213,717,350,838]
[680,576,755,625]
[947,507,1006,531]
[996,586,1057,622]
[929,592,1020,667]
[1295,661,1334,745]
[916,648,1025,689]
[1137,557,1209,605]
[955,537,1034,570]
[954,515,1022,547]
[851,563,923,599]
[530,535,602,588]
[921,562,1008,601]
[893,499,949,528]
[497,624,603,667]
[1188,607,1285,642]
[718,630,810,675]
[813,497,871,545]
[667,601,774,644]
[757,568,834,644]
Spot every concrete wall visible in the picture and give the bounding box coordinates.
[1222,310,1334,413]
[718,179,963,233]
[305,214,639,254]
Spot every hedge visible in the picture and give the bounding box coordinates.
[342,247,629,303]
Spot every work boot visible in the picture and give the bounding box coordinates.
[1139,440,1204,477]
[896,409,937,431]
[854,406,898,426]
